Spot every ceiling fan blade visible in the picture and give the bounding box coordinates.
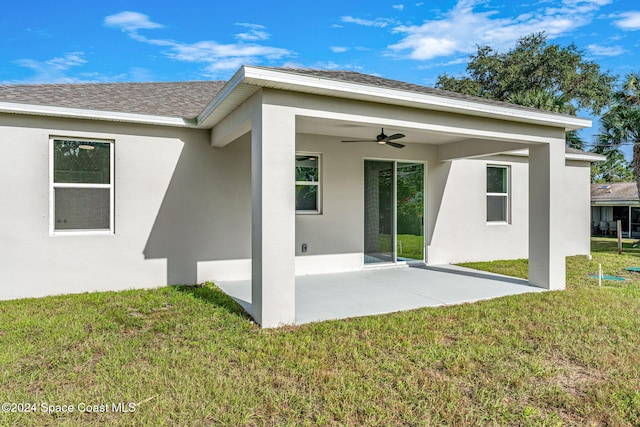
[385,141,405,149]
[385,133,405,141]
[341,139,377,143]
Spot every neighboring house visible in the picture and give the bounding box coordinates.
[591,182,640,237]
[0,66,600,327]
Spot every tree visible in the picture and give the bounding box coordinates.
[590,150,634,183]
[596,73,640,193]
[436,33,615,147]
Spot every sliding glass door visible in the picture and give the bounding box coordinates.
[364,161,394,263]
[396,163,424,262]
[364,160,424,264]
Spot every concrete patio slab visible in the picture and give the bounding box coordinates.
[216,264,545,325]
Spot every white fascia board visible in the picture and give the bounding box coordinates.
[505,148,605,162]
[237,66,591,131]
[565,152,606,162]
[0,101,195,127]
[197,67,246,125]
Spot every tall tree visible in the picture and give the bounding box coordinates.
[596,73,640,193]
[436,33,615,148]
[590,150,634,183]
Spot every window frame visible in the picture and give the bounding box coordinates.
[295,152,322,215]
[49,137,115,235]
[486,164,510,224]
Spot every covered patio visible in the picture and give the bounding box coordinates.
[216,265,544,325]
[201,66,591,328]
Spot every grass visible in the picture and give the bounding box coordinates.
[396,233,424,261]
[372,233,424,261]
[1,238,639,426]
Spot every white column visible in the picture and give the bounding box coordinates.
[528,142,566,290]
[251,98,296,327]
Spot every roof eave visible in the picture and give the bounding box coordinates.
[196,65,592,131]
[495,148,605,162]
[591,200,640,205]
[565,152,606,162]
[0,101,195,127]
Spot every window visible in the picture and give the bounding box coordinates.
[486,165,509,223]
[295,154,320,213]
[50,138,114,233]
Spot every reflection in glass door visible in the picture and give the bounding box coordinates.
[364,160,424,264]
[364,161,394,264]
[396,163,424,262]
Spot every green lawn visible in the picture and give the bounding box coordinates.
[1,238,640,426]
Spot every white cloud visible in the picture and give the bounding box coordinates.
[387,0,611,60]
[6,51,139,84]
[235,23,270,41]
[44,52,87,70]
[314,61,366,72]
[587,44,626,56]
[104,11,293,77]
[11,52,90,83]
[393,4,405,11]
[416,57,468,70]
[167,40,290,63]
[104,11,163,32]
[613,11,640,30]
[331,46,349,53]
[341,16,391,28]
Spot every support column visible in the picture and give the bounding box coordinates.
[528,142,565,290]
[251,97,296,327]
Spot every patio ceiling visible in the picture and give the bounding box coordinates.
[296,116,462,146]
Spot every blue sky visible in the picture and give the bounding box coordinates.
[1,0,638,148]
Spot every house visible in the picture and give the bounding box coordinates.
[0,66,599,327]
[591,182,640,237]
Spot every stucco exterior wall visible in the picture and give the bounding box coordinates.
[0,113,592,300]
[295,133,437,273]
[295,135,590,269]
[561,160,592,256]
[0,115,251,299]
[426,156,530,264]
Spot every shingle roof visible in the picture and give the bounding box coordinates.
[0,81,225,118]
[591,182,639,202]
[0,67,582,120]
[258,67,573,118]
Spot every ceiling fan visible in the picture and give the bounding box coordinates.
[341,128,406,149]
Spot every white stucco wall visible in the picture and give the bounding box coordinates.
[295,133,436,273]
[561,160,592,256]
[426,156,530,264]
[295,135,591,270]
[0,115,251,300]
[0,110,592,300]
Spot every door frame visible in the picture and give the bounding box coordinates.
[363,158,427,266]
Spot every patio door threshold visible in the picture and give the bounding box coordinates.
[362,260,427,270]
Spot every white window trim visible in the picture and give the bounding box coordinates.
[295,152,322,214]
[49,137,115,235]
[486,164,510,224]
